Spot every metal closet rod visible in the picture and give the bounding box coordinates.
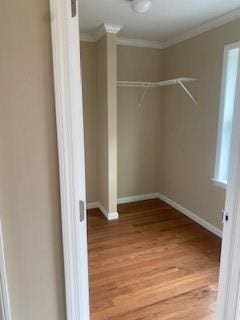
[117,77,198,105]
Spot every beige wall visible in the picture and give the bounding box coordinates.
[0,1,66,320]
[81,20,240,230]
[117,46,162,198]
[160,19,240,229]
[82,43,163,203]
[82,34,118,213]
[81,42,98,203]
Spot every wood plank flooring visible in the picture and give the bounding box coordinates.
[87,198,221,320]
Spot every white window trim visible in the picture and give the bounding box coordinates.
[211,178,227,189]
[213,41,240,188]
[216,52,240,320]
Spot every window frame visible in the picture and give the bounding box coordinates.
[213,41,240,189]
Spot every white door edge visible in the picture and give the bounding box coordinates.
[49,0,89,319]
[216,51,240,320]
[0,220,12,320]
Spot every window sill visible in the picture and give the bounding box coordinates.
[211,178,227,189]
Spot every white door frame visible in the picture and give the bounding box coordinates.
[49,0,89,320]
[49,1,240,319]
[216,51,240,320]
[0,220,11,320]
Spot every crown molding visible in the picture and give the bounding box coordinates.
[104,24,122,34]
[80,24,122,43]
[80,33,95,42]
[117,37,162,49]
[94,23,122,41]
[80,9,240,48]
[80,32,162,48]
[162,8,240,48]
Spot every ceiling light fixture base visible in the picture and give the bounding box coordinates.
[130,0,152,14]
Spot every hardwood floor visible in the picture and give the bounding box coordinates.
[87,199,221,320]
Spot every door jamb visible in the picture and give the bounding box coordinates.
[49,0,89,319]
[216,48,240,320]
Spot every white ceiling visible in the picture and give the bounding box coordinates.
[78,0,240,43]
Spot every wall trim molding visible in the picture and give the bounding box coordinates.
[104,24,122,34]
[162,8,240,48]
[80,33,96,42]
[117,37,163,49]
[81,24,122,43]
[86,202,119,220]
[117,193,160,204]
[95,23,122,41]
[88,192,222,237]
[86,202,99,210]
[0,221,12,320]
[80,8,240,49]
[158,193,222,238]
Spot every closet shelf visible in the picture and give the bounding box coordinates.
[117,77,198,105]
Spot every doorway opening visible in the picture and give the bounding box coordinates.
[79,2,240,319]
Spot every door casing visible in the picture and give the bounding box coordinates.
[49,0,89,319]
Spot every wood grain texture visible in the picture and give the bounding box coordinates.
[87,199,221,320]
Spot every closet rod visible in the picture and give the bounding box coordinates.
[117,78,197,87]
[117,77,198,105]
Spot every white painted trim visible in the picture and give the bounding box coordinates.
[108,212,119,220]
[80,33,95,42]
[80,8,240,49]
[117,193,160,204]
[88,192,222,237]
[95,23,122,41]
[117,192,222,237]
[86,202,99,210]
[80,24,122,43]
[216,44,240,320]
[158,193,222,238]
[214,41,240,187]
[98,203,119,220]
[117,37,162,49]
[49,0,89,319]
[212,178,227,190]
[94,25,106,41]
[87,193,160,209]
[80,33,162,48]
[104,24,122,34]
[162,8,240,48]
[86,202,119,220]
[0,221,12,320]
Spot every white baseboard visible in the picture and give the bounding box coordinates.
[107,212,119,220]
[117,193,159,204]
[87,202,119,220]
[158,193,222,238]
[86,202,99,210]
[87,193,222,237]
[98,203,119,220]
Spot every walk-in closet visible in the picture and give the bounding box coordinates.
[79,1,240,318]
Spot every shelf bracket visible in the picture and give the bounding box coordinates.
[138,84,150,108]
[177,80,198,105]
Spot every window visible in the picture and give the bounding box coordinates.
[214,42,240,188]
